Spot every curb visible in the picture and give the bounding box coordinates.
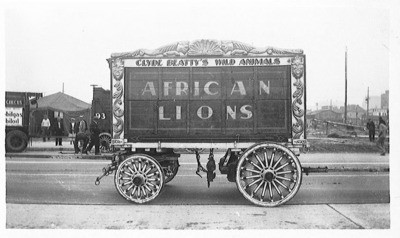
[6,153,389,172]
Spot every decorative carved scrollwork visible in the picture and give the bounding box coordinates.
[188,39,224,56]
[111,58,124,139]
[291,56,305,139]
[110,40,303,58]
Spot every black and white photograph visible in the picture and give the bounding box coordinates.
[1,0,400,236]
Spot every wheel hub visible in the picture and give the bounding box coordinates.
[132,174,145,186]
[261,169,276,182]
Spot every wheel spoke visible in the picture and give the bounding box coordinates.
[126,167,135,175]
[272,155,284,170]
[132,162,138,172]
[246,158,263,171]
[275,179,291,192]
[140,186,146,197]
[253,153,266,169]
[144,184,152,192]
[131,186,137,196]
[121,180,133,186]
[242,167,261,174]
[125,183,135,192]
[269,151,275,168]
[146,181,156,188]
[245,178,263,189]
[147,172,159,177]
[242,174,261,179]
[144,167,152,175]
[268,182,273,200]
[263,150,268,167]
[276,170,294,175]
[253,180,264,194]
[275,162,290,172]
[261,181,268,199]
[272,181,283,198]
[141,163,148,173]
[276,175,293,182]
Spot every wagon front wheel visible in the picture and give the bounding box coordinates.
[114,154,165,204]
[236,143,302,207]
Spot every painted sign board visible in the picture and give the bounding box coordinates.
[109,40,306,145]
[5,107,23,126]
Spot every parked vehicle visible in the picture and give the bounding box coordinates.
[96,39,309,207]
[91,87,112,152]
[5,91,42,152]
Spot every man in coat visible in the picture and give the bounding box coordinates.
[366,118,375,142]
[54,116,64,146]
[83,114,101,155]
[74,115,89,154]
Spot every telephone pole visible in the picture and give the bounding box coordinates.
[366,87,370,118]
[344,46,348,124]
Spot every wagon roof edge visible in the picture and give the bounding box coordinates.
[109,39,304,59]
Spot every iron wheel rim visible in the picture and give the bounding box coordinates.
[114,154,165,203]
[236,143,302,207]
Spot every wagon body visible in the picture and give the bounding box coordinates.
[102,40,307,207]
[109,40,306,150]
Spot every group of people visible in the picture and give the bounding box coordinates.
[40,114,101,155]
[366,116,388,156]
[71,115,101,155]
[40,114,67,146]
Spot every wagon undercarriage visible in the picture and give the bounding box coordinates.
[95,142,304,207]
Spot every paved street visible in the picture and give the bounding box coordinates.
[5,153,390,229]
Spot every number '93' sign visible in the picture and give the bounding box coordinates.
[95,113,106,119]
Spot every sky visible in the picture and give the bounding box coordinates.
[3,0,395,110]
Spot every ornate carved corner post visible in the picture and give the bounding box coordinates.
[291,56,305,142]
[111,58,125,139]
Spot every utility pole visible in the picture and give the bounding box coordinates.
[62,83,64,93]
[344,46,348,124]
[366,87,370,118]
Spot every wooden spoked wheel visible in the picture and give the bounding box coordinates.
[236,143,302,207]
[114,154,165,204]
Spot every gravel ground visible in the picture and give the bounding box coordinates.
[307,136,390,153]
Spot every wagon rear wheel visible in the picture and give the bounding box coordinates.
[236,143,302,207]
[114,154,165,204]
[99,133,112,153]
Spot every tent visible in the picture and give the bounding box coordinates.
[30,92,92,137]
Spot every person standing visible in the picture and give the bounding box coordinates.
[84,115,101,155]
[54,116,64,146]
[41,114,51,142]
[366,118,375,142]
[377,116,388,156]
[69,118,77,145]
[74,116,88,154]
